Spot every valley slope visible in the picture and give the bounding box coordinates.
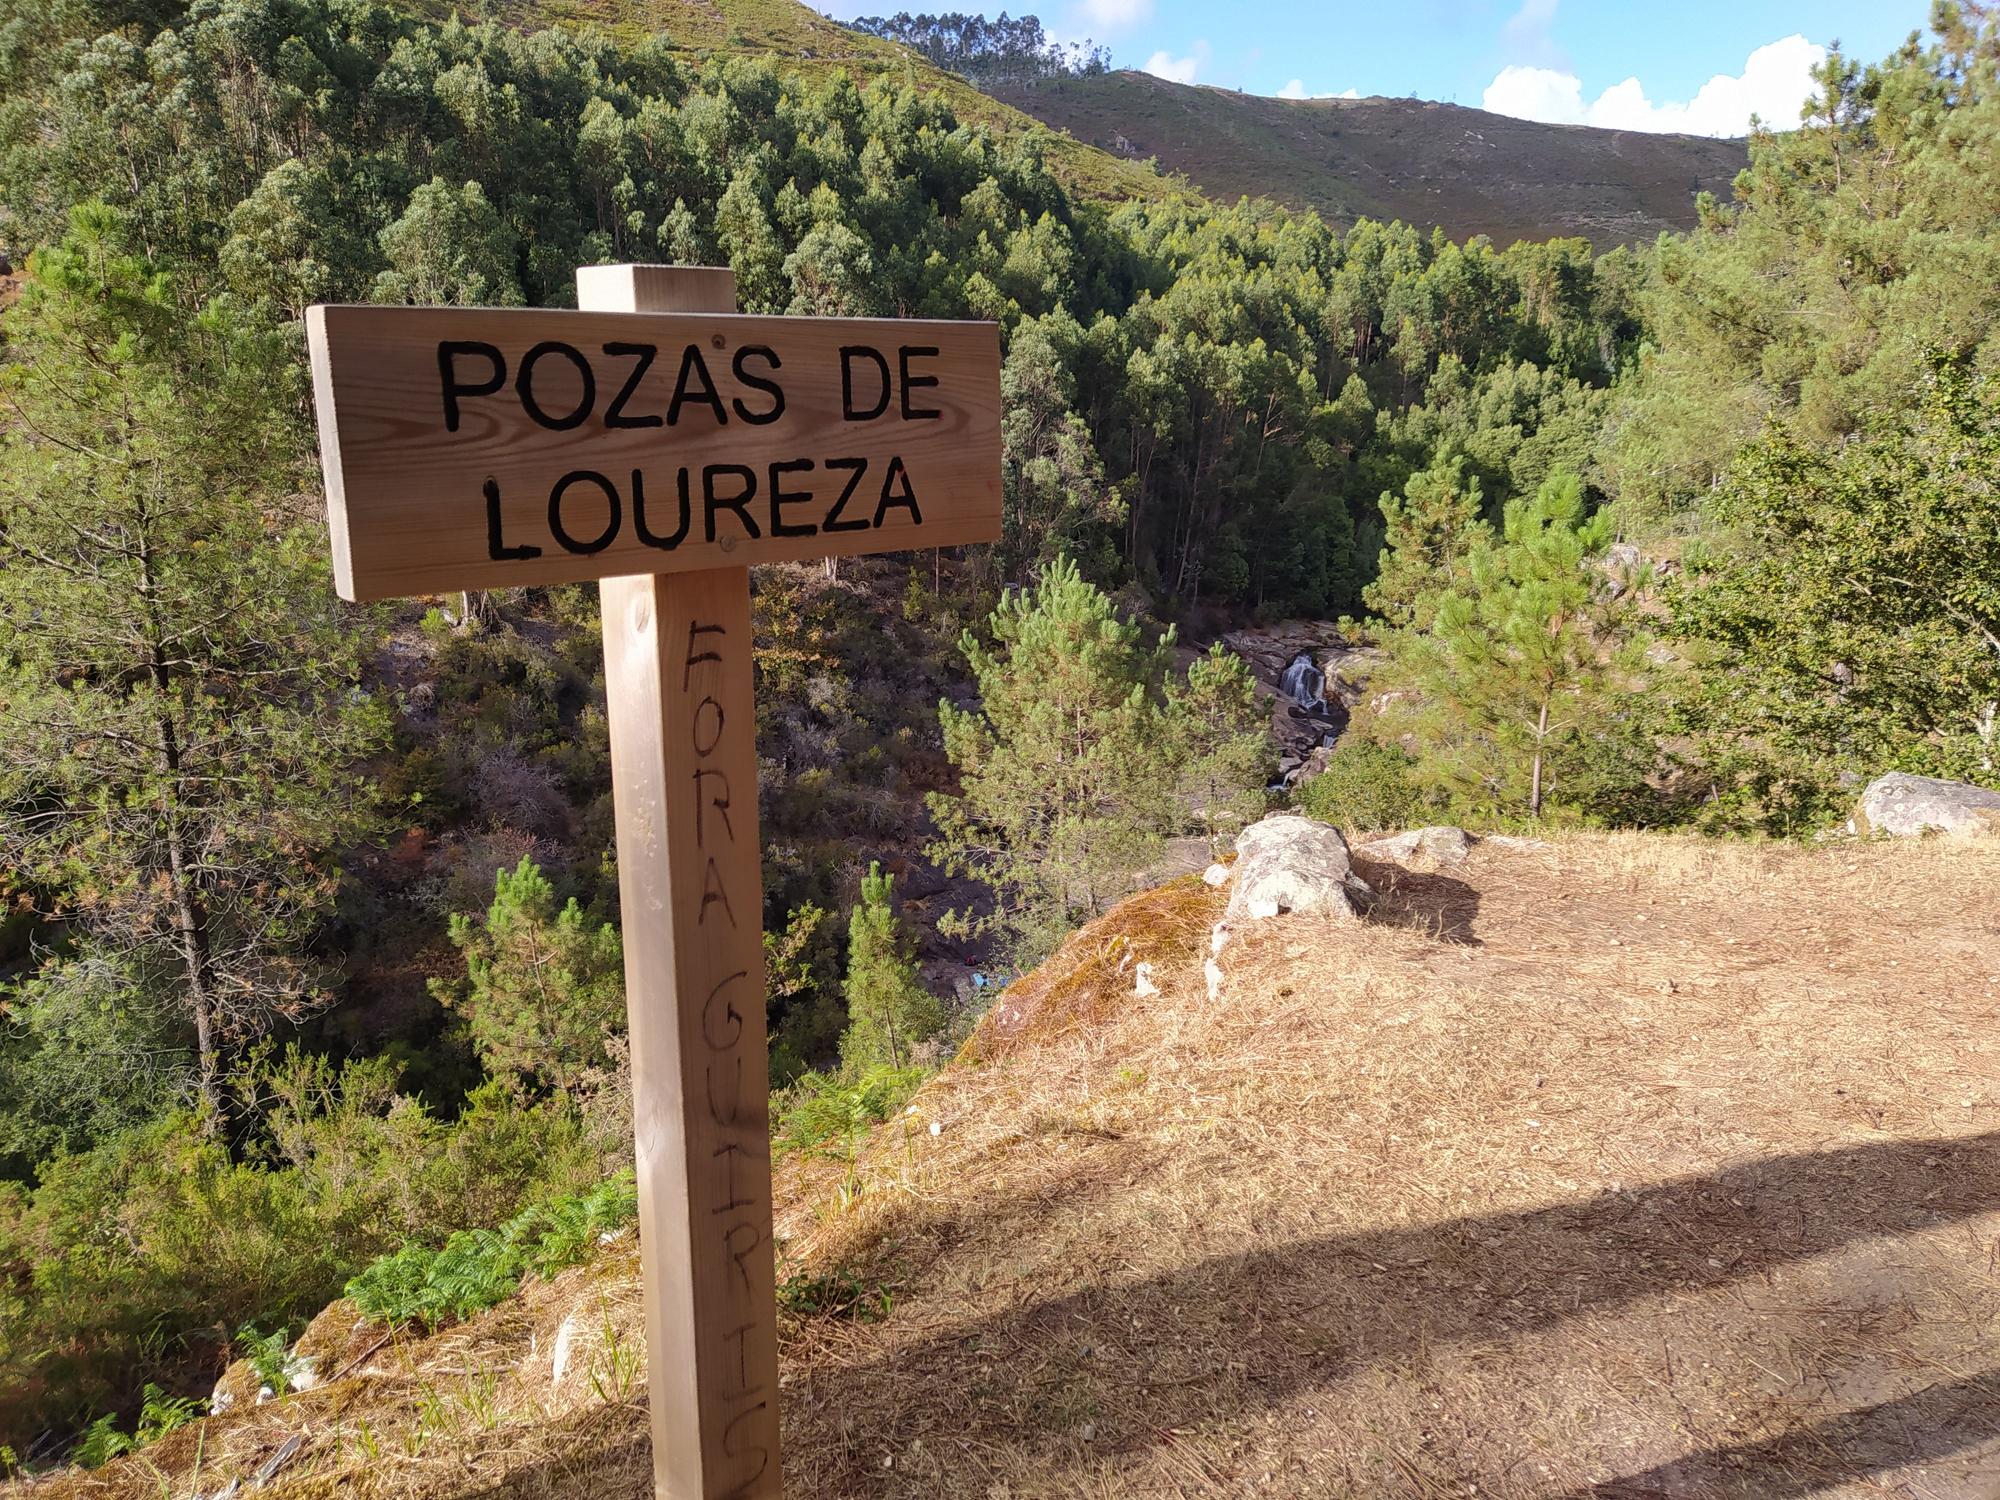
[990,73,1747,246]
[390,0,1180,202]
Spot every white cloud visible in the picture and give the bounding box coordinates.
[1078,0,1152,31]
[1481,34,1824,137]
[1485,66,1587,121]
[1502,0,1561,62]
[1143,40,1210,85]
[1277,80,1361,101]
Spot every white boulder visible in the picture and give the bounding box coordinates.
[1852,773,2000,838]
[1224,815,1372,926]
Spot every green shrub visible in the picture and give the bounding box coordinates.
[772,1064,928,1157]
[1,1112,354,1446]
[344,1174,637,1330]
[777,1265,893,1321]
[0,1059,621,1451]
[1293,740,1428,833]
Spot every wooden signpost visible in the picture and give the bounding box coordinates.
[305,265,1002,1499]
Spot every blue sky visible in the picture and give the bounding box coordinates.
[813,0,1931,136]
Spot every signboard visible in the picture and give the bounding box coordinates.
[306,304,1002,601]
[304,265,1003,1500]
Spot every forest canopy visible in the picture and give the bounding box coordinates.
[845,11,1112,82]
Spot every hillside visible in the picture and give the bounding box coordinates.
[388,0,1740,244]
[389,0,1180,202]
[990,73,1749,247]
[33,830,2000,1498]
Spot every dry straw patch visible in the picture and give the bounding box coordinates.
[17,832,2000,1499]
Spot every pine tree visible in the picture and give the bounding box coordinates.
[838,864,942,1072]
[433,858,625,1095]
[0,208,384,1120]
[1167,645,1271,850]
[1387,472,1630,819]
[1364,452,1489,630]
[928,557,1175,959]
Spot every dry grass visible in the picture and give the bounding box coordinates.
[20,832,2000,1499]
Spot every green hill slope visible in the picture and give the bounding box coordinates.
[989,71,1749,247]
[392,0,1182,202]
[383,0,1740,245]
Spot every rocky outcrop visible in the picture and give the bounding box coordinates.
[295,1296,380,1379]
[1224,815,1373,924]
[1277,743,1334,792]
[1212,623,1371,763]
[1851,773,2000,838]
[1217,621,1350,681]
[1325,647,1386,711]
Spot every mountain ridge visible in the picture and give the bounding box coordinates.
[989,70,1750,247]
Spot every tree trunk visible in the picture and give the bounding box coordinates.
[163,771,224,1125]
[884,1004,903,1070]
[1529,698,1549,820]
[140,522,225,1127]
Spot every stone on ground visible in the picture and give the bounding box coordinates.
[1224,814,1372,926]
[1852,773,2000,838]
[1358,825,1478,864]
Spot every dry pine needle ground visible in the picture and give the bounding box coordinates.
[19,832,2000,1500]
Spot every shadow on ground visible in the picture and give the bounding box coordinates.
[1551,1368,2000,1498]
[462,1130,2000,1498]
[1354,857,1482,945]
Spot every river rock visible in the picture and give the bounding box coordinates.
[1851,773,2000,838]
[1224,815,1372,924]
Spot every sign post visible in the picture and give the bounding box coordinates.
[305,266,1002,1499]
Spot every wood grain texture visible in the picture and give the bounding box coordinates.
[305,300,1001,600]
[590,268,781,1499]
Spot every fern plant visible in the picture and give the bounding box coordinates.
[236,1320,306,1408]
[237,1325,295,1396]
[73,1414,134,1468]
[136,1383,205,1443]
[345,1173,638,1330]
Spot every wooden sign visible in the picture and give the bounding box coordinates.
[304,264,1003,1499]
[306,292,1002,601]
